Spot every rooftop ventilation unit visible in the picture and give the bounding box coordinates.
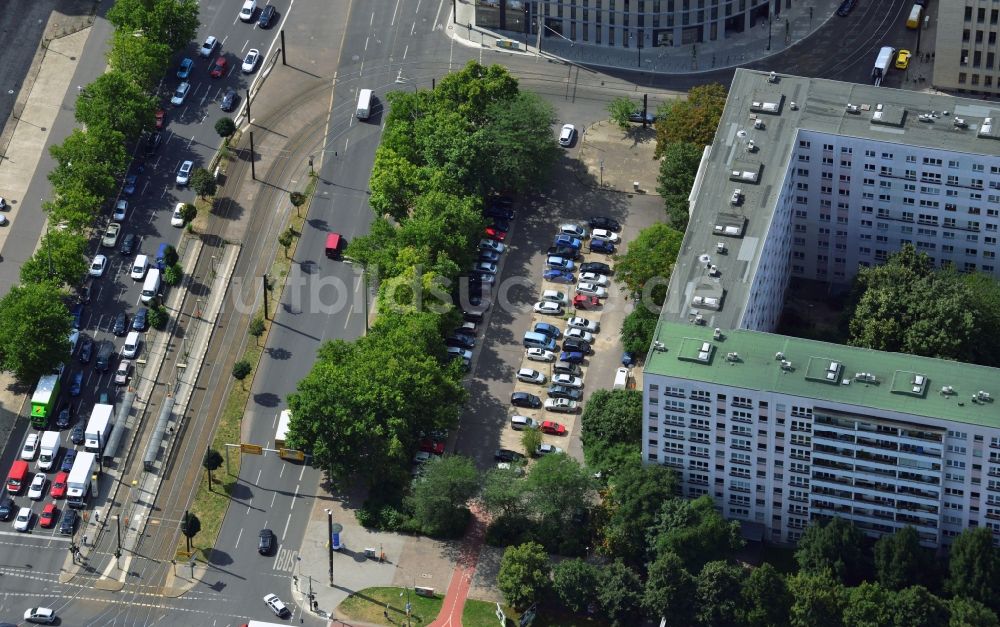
[713,328,723,340]
[941,385,955,395]
[653,341,666,351]
[846,103,860,114]
[954,118,968,129]
[977,391,993,402]
[918,113,935,123]
[726,352,740,362]
[775,352,785,360]
[780,360,793,371]
[790,101,798,110]
[768,71,777,83]
[854,372,877,384]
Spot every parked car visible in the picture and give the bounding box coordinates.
[567,316,599,333]
[540,420,566,435]
[0,496,13,521]
[70,424,85,446]
[559,223,588,239]
[120,233,137,256]
[209,56,228,78]
[591,229,620,243]
[171,202,186,227]
[545,256,574,271]
[536,443,564,456]
[580,261,612,275]
[511,392,542,409]
[61,449,77,473]
[478,239,506,254]
[559,350,585,364]
[544,398,579,413]
[258,4,276,27]
[78,337,93,363]
[13,507,31,532]
[525,348,555,362]
[220,87,238,112]
[478,249,501,263]
[199,35,218,57]
[170,81,191,106]
[242,48,261,73]
[101,222,121,248]
[628,110,657,124]
[587,216,621,232]
[112,312,128,336]
[590,238,615,254]
[495,449,525,462]
[39,503,57,528]
[123,174,137,195]
[572,294,601,310]
[484,226,506,241]
[133,308,148,331]
[28,473,46,500]
[154,108,165,129]
[547,385,582,401]
[552,373,583,388]
[144,131,162,156]
[564,327,594,343]
[516,368,546,384]
[59,509,78,535]
[114,359,131,386]
[473,261,497,275]
[543,269,574,284]
[533,301,563,316]
[578,272,608,286]
[20,434,38,460]
[55,402,73,429]
[69,371,83,396]
[176,57,194,78]
[240,0,258,22]
[563,337,592,354]
[418,438,445,455]
[836,0,856,16]
[547,245,580,260]
[576,282,608,298]
[558,123,575,147]
[553,234,582,250]
[263,593,290,619]
[446,347,472,362]
[445,335,475,349]
[553,361,581,376]
[176,160,193,185]
[533,322,561,339]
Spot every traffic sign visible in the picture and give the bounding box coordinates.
[240,443,263,455]
[279,448,304,461]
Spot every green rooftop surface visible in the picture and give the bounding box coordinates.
[646,322,1000,428]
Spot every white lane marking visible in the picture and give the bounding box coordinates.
[403,44,408,60]
[290,484,299,509]
[434,0,448,32]
[365,36,369,51]
[298,464,306,481]
[391,0,401,26]
[242,39,249,53]
[270,491,277,507]
[410,21,416,36]
[281,513,291,540]
[234,527,243,550]
[415,0,422,13]
[370,11,375,26]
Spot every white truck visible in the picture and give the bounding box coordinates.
[85,403,114,452]
[67,450,96,509]
[37,431,61,471]
[275,409,291,448]
[872,46,895,86]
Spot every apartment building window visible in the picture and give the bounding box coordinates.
[799,140,811,149]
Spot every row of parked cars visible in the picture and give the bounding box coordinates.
[495,216,621,463]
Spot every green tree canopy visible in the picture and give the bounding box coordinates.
[742,563,791,627]
[368,148,424,220]
[892,585,950,627]
[481,92,559,193]
[695,560,747,627]
[642,551,696,627]
[433,60,519,126]
[409,454,479,537]
[191,168,217,198]
[787,570,846,627]
[49,125,128,200]
[214,117,236,138]
[612,223,683,305]
[842,581,894,627]
[946,527,1000,610]
[647,495,744,573]
[552,558,601,614]
[620,305,659,356]
[524,452,594,528]
[497,541,550,610]
[580,389,643,460]
[598,560,644,627]
[19,229,88,288]
[601,461,677,565]
[106,31,171,88]
[203,448,223,490]
[654,83,727,157]
[873,526,933,591]
[948,597,1000,627]
[656,141,702,197]
[43,181,103,230]
[479,465,527,519]
[794,517,869,585]
[607,96,638,130]
[0,283,72,384]
[106,0,200,53]
[76,71,157,139]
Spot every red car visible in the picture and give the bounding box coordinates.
[572,294,600,310]
[154,109,165,129]
[209,56,228,78]
[540,420,566,436]
[39,502,57,528]
[50,472,68,499]
[419,438,445,455]
[484,227,506,242]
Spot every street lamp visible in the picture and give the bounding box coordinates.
[637,30,642,68]
[308,155,314,175]
[324,508,334,587]
[766,15,772,51]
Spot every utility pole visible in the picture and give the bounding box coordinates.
[325,508,334,587]
[245,88,252,121]
[114,514,123,567]
[262,274,269,319]
[249,131,256,181]
[280,30,287,65]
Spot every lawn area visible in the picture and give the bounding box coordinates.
[174,168,318,561]
[339,587,443,626]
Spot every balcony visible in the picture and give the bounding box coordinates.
[811,472,853,486]
[812,456,854,473]
[897,471,942,486]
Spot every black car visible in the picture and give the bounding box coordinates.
[553,361,582,376]
[133,308,148,331]
[0,497,14,521]
[836,0,855,16]
[491,218,511,232]
[71,421,86,445]
[445,335,475,349]
[511,392,542,409]
[79,282,92,304]
[587,216,621,232]
[484,205,514,220]
[258,528,275,554]
[220,88,238,112]
[580,261,612,275]
[61,449,77,473]
[55,403,74,429]
[112,312,128,336]
[547,246,580,261]
[495,449,525,462]
[144,131,162,157]
[120,233,137,256]
[258,4,276,27]
[78,337,93,364]
[563,337,592,354]
[548,385,582,401]
[59,509,78,535]
[627,111,658,124]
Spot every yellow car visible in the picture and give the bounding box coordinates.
[896,49,912,69]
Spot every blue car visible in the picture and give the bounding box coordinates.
[543,269,574,284]
[559,351,585,364]
[133,308,148,331]
[546,256,574,271]
[553,235,582,250]
[69,371,83,397]
[534,322,561,339]
[590,238,616,254]
[61,449,77,473]
[622,351,635,366]
[177,57,194,78]
[123,174,138,195]
[69,303,84,329]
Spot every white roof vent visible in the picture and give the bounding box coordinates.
[726,352,740,362]
[775,352,785,360]
[780,360,793,371]
[713,327,723,340]
[653,341,666,351]
[846,103,860,114]
[977,391,993,402]
[941,385,955,395]
[789,101,798,110]
[768,71,777,83]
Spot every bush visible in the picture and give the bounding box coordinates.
[191,168,217,197]
[485,514,535,547]
[148,304,168,330]
[214,117,236,138]
[164,245,179,267]
[163,263,182,286]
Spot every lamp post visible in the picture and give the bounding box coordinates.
[308,155,314,175]
[324,508,334,587]
[114,514,123,568]
[637,31,642,68]
[766,15,772,51]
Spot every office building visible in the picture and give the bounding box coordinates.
[933,0,1000,96]
[643,68,1000,546]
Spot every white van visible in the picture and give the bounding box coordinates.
[131,254,149,280]
[122,331,141,358]
[141,268,161,303]
[613,367,630,390]
[356,89,373,120]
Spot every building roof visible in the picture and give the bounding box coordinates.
[660,68,1000,330]
[646,321,1000,428]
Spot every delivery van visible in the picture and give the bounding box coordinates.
[325,233,342,259]
[6,460,28,493]
[356,89,373,120]
[613,367,630,391]
[906,4,922,28]
[141,268,161,303]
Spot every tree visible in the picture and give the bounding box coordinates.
[163,245,179,267]
[664,193,690,232]
[601,461,677,565]
[842,581,894,627]
[580,389,643,459]
[148,304,168,329]
[524,453,594,528]
[481,92,560,194]
[106,31,171,88]
[76,71,157,139]
[613,223,683,305]
[179,203,197,224]
[278,227,295,258]
[552,558,601,614]
[520,427,542,458]
[214,117,236,138]
[654,83,727,158]
[620,305,659,356]
[695,561,747,627]
[434,60,519,126]
[480,465,527,519]
[0,283,72,384]
[874,526,932,591]
[598,560,643,626]
[607,96,638,130]
[49,126,128,200]
[180,511,201,553]
[163,264,182,286]
[787,570,846,627]
[892,586,949,627]
[202,448,223,491]
[742,563,791,627]
[947,527,1000,610]
[497,542,550,610]
[43,181,103,229]
[794,517,869,585]
[409,455,479,537]
[191,168,217,198]
[368,148,424,221]
[248,316,266,345]
[948,597,1000,627]
[106,0,200,53]
[232,359,252,388]
[647,495,744,573]
[290,190,306,211]
[656,141,703,197]
[643,551,696,627]
[19,229,88,288]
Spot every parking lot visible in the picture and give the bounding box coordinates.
[453,120,666,467]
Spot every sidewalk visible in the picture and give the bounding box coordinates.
[451,0,842,74]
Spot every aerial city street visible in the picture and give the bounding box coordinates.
[2,0,993,625]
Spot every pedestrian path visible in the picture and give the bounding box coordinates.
[451,0,842,75]
[428,505,491,627]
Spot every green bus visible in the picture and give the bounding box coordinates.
[30,374,61,428]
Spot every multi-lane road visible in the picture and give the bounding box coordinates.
[0,0,919,622]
